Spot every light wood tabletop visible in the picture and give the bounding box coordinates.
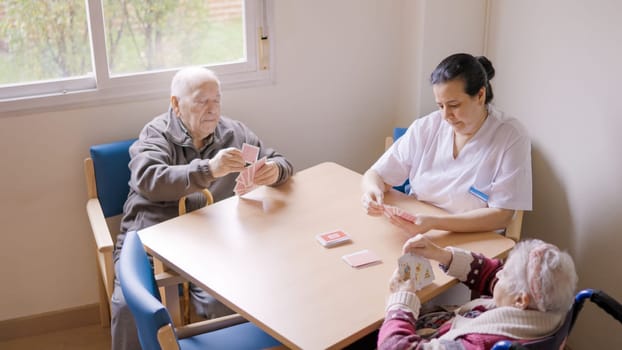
[139,162,515,349]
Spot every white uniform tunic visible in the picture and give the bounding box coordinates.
[372,105,532,214]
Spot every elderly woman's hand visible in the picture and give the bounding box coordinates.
[389,268,418,294]
[387,268,422,317]
[403,234,453,267]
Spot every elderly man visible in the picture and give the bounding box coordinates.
[110,67,293,350]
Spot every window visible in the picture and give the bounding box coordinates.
[0,0,272,115]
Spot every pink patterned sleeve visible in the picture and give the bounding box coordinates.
[443,248,504,296]
[377,309,426,350]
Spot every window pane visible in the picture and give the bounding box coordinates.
[0,1,92,86]
[102,0,245,76]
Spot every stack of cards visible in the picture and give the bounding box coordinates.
[398,252,435,290]
[234,143,266,196]
[383,204,417,223]
[342,249,382,268]
[316,230,351,247]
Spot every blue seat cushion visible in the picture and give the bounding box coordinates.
[178,322,281,350]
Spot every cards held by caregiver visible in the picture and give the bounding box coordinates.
[398,252,435,290]
[235,143,266,196]
[383,204,417,223]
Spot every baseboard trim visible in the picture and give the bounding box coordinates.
[0,303,101,341]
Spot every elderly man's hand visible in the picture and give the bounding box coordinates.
[254,161,280,186]
[208,147,246,178]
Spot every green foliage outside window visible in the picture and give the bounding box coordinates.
[0,0,244,85]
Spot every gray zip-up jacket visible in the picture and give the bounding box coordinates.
[114,109,293,261]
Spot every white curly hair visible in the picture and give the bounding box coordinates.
[501,239,578,312]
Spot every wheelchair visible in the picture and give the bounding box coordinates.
[492,289,622,350]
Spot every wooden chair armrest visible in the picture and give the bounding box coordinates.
[175,314,247,339]
[155,271,186,287]
[86,198,114,252]
[178,188,214,216]
[385,136,393,151]
[86,198,115,299]
[505,210,524,242]
[157,324,181,350]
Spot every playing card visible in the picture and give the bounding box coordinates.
[241,143,260,164]
[420,258,435,288]
[316,230,351,247]
[342,249,382,268]
[398,253,416,281]
[243,163,253,184]
[398,252,435,290]
[234,153,265,196]
[234,179,250,196]
[382,204,416,223]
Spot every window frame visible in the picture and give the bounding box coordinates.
[0,0,273,117]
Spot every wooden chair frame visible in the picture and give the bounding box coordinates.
[85,155,214,327]
[84,157,116,327]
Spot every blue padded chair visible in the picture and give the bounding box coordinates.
[384,127,410,194]
[119,231,282,350]
[84,138,137,326]
[492,289,622,350]
[85,139,216,327]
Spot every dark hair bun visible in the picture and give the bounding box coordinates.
[477,56,495,81]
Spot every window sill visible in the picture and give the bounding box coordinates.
[0,68,273,118]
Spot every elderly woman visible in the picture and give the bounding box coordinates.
[378,235,578,349]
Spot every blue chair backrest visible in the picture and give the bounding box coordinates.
[119,231,174,350]
[391,127,410,194]
[393,127,407,142]
[90,139,137,217]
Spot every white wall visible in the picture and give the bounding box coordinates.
[0,0,402,321]
[395,0,488,125]
[487,0,622,348]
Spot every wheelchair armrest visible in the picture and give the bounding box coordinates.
[491,340,528,350]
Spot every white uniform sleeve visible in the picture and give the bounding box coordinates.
[370,125,417,187]
[370,116,436,187]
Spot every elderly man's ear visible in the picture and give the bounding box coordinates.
[514,292,531,310]
[170,96,181,117]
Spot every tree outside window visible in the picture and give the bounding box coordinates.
[0,0,244,85]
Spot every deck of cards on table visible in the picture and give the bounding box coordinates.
[398,253,435,290]
[316,230,352,247]
[235,143,267,196]
[383,204,417,223]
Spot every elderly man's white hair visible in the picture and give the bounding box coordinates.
[502,239,578,312]
[170,66,220,98]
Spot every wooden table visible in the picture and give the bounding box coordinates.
[139,162,515,349]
